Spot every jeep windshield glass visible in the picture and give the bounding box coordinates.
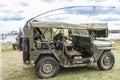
[72,29,89,37]
[31,6,116,24]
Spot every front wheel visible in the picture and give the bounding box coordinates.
[35,56,60,78]
[97,51,115,70]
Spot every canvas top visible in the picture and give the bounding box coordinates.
[27,21,107,30]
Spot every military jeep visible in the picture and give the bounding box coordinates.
[23,6,115,78]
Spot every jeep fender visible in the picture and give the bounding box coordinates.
[95,50,112,62]
[35,54,61,65]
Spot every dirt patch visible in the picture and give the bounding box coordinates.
[1,51,32,80]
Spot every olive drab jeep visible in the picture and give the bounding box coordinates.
[23,6,115,78]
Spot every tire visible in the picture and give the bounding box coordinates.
[23,38,29,63]
[35,56,60,78]
[97,51,115,70]
[23,52,29,63]
[23,38,29,53]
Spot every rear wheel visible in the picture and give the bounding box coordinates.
[35,56,59,78]
[97,51,115,70]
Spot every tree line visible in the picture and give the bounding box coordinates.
[109,30,120,33]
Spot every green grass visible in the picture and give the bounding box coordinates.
[2,46,13,52]
[1,43,13,52]
[1,41,120,80]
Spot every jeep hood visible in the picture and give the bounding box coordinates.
[93,40,112,47]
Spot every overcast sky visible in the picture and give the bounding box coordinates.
[0,0,120,34]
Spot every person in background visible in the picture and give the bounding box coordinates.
[18,28,24,51]
[12,36,19,50]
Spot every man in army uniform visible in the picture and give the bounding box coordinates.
[54,30,64,50]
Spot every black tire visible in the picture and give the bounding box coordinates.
[23,38,29,63]
[97,51,115,70]
[35,56,60,78]
[23,52,29,63]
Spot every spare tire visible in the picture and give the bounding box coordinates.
[23,37,29,63]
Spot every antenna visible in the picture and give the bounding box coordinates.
[26,6,116,25]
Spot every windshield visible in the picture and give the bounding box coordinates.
[72,29,89,37]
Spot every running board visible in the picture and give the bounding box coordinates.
[72,57,95,64]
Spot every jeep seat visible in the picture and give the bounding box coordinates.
[64,43,82,57]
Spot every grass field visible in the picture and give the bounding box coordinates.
[1,41,120,80]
